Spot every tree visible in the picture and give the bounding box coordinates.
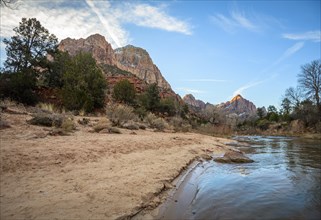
[113,79,136,104]
[280,98,291,115]
[298,59,321,112]
[61,53,107,112]
[284,86,303,109]
[257,107,265,119]
[3,18,58,73]
[44,51,71,88]
[267,105,279,122]
[141,83,160,111]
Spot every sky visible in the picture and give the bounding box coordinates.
[0,0,320,108]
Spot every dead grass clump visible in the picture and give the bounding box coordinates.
[93,118,110,132]
[61,118,76,133]
[145,113,169,131]
[106,104,138,126]
[169,116,191,132]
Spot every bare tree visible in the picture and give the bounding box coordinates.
[298,59,321,112]
[284,86,304,108]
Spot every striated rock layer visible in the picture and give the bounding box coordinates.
[58,34,171,90]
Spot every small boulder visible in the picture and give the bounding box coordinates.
[214,150,254,163]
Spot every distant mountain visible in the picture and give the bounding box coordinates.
[183,94,257,120]
[183,94,206,111]
[217,94,257,117]
[58,34,171,90]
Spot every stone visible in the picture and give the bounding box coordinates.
[214,150,254,163]
[183,94,206,110]
[58,34,171,90]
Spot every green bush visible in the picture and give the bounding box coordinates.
[61,53,107,112]
[113,79,136,104]
[158,97,176,116]
[0,71,38,105]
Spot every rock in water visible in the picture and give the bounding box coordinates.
[214,150,254,163]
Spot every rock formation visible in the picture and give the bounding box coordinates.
[183,94,206,111]
[217,94,257,117]
[114,45,171,89]
[58,34,171,90]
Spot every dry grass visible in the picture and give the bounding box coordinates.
[145,113,169,131]
[106,104,138,126]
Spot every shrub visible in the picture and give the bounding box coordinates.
[158,97,176,116]
[169,116,191,132]
[106,104,138,126]
[27,113,64,127]
[61,118,76,133]
[37,102,56,113]
[113,79,136,104]
[0,71,38,105]
[61,53,107,113]
[93,118,110,132]
[145,113,168,131]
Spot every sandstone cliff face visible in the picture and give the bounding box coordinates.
[58,34,171,90]
[114,45,171,89]
[58,34,117,66]
[183,94,206,110]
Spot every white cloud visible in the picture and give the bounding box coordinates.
[231,11,257,31]
[282,31,321,42]
[0,0,192,50]
[85,0,127,48]
[274,42,305,65]
[210,9,258,33]
[176,87,205,94]
[125,3,192,35]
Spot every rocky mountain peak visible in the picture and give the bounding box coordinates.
[114,45,171,89]
[58,34,116,66]
[223,94,257,116]
[183,94,206,110]
[58,34,171,90]
[231,94,243,102]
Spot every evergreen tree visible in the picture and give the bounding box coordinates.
[61,53,107,112]
[113,79,136,104]
[3,18,58,73]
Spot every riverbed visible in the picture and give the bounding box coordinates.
[156,136,321,220]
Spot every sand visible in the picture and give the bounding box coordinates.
[0,111,231,219]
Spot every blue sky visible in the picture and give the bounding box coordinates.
[1,0,320,108]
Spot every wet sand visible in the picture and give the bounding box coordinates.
[0,112,230,219]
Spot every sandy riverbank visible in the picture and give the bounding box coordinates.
[0,111,231,219]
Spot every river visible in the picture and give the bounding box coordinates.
[156,136,321,220]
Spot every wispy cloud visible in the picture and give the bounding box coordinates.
[210,9,258,33]
[85,0,126,48]
[0,1,192,49]
[232,80,264,97]
[282,31,321,42]
[176,87,205,94]
[274,42,305,65]
[184,79,227,82]
[123,3,192,35]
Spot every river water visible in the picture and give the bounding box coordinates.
[157,136,321,220]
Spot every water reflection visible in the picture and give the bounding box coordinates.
[159,136,321,220]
